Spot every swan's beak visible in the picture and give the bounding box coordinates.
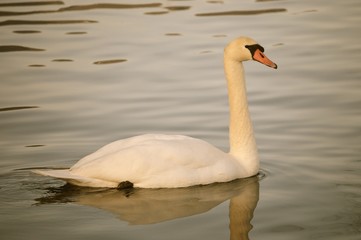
[252,49,278,69]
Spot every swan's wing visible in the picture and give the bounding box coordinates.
[33,169,118,187]
[68,134,242,188]
[71,134,189,167]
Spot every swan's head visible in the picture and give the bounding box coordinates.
[225,36,277,69]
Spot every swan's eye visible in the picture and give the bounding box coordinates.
[245,44,265,56]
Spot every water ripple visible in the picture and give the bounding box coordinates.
[65,31,87,35]
[13,30,41,34]
[0,3,162,16]
[93,59,127,65]
[164,6,191,11]
[195,8,287,16]
[59,3,162,11]
[0,19,97,27]
[52,59,73,62]
[0,45,44,52]
[0,106,39,112]
[0,1,64,7]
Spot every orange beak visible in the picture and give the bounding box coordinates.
[252,49,277,69]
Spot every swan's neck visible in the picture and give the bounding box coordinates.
[224,57,259,175]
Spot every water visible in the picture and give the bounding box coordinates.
[0,0,360,239]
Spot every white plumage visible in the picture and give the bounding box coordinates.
[36,134,245,188]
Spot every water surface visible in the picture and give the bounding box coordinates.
[0,0,360,240]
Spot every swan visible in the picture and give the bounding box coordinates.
[34,36,277,188]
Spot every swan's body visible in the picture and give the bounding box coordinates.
[34,37,277,188]
[36,134,252,188]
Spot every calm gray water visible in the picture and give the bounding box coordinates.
[1,0,360,239]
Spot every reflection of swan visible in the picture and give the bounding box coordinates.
[34,37,277,188]
[36,177,259,238]
[230,181,259,240]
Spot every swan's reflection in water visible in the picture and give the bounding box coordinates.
[36,176,259,239]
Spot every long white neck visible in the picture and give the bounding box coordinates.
[224,57,259,175]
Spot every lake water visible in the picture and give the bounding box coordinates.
[0,0,360,239]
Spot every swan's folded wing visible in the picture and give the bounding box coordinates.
[32,169,118,188]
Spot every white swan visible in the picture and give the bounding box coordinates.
[34,37,277,188]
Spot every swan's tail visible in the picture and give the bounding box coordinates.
[32,169,117,188]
